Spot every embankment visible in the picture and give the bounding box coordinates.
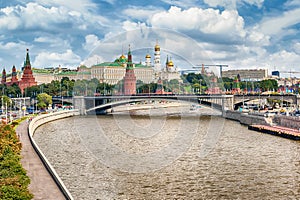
[224,110,268,126]
[28,110,79,200]
[273,115,300,130]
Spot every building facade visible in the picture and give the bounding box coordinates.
[222,69,268,81]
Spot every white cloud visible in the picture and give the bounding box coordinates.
[33,36,71,49]
[247,29,270,46]
[122,6,163,21]
[35,0,97,13]
[269,50,300,70]
[203,0,264,9]
[0,41,31,68]
[83,34,102,52]
[259,8,300,35]
[160,0,202,9]
[122,20,148,31]
[292,42,300,54]
[0,3,70,31]
[150,6,246,41]
[81,54,105,67]
[0,2,109,33]
[0,41,26,50]
[33,49,81,68]
[284,0,300,7]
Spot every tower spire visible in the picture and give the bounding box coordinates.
[127,44,132,65]
[25,48,31,67]
[166,55,169,65]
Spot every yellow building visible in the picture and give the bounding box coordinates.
[91,54,154,84]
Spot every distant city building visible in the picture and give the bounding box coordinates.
[1,49,37,93]
[222,69,268,81]
[271,71,280,77]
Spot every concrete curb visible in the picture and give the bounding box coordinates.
[28,110,80,200]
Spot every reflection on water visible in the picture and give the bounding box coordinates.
[34,112,300,199]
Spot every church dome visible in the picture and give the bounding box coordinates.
[145,54,151,58]
[168,60,174,67]
[119,54,127,63]
[155,44,160,51]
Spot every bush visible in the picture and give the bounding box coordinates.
[0,124,33,199]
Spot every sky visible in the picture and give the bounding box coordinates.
[0,0,300,77]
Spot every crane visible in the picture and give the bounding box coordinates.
[193,64,228,78]
[279,70,300,86]
[280,70,300,78]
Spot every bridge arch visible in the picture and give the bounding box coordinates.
[85,96,231,115]
[73,95,234,115]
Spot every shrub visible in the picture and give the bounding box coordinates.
[0,124,33,199]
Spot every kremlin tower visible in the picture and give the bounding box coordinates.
[18,49,37,93]
[10,65,19,85]
[1,49,37,93]
[123,45,136,95]
[1,69,6,84]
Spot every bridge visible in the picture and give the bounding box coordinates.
[72,95,234,115]
[53,94,300,115]
[233,94,299,109]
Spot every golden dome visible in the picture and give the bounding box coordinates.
[145,54,151,58]
[155,44,160,51]
[168,60,174,67]
[120,54,126,59]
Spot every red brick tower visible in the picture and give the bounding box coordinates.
[19,49,37,93]
[10,65,18,85]
[123,45,136,95]
[1,69,6,84]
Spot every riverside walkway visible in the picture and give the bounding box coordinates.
[17,121,66,200]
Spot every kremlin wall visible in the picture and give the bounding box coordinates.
[1,43,297,95]
[1,43,183,95]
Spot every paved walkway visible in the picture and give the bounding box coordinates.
[17,121,66,200]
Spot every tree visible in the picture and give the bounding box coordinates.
[25,85,39,97]
[1,95,12,108]
[37,93,52,110]
[259,79,278,91]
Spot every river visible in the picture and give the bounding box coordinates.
[33,105,300,199]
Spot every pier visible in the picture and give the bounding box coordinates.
[248,124,300,140]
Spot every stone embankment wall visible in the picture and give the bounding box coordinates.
[28,110,80,200]
[224,110,267,126]
[273,115,300,130]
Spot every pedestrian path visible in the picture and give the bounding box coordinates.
[17,121,66,200]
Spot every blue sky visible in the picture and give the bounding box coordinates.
[0,0,300,77]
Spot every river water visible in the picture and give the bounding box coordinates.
[33,106,300,199]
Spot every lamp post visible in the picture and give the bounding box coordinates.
[1,95,3,115]
[5,102,7,123]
